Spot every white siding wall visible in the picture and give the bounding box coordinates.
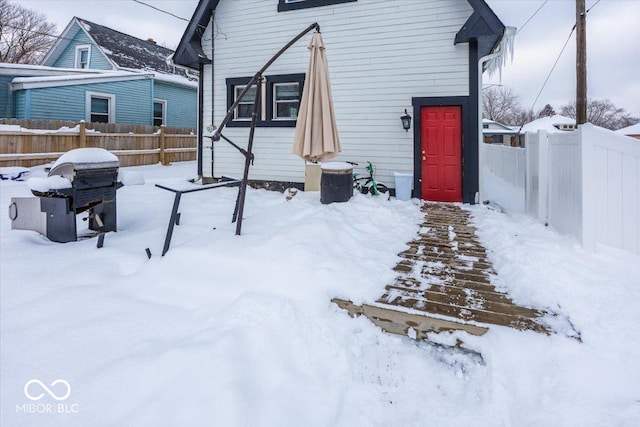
[201,0,472,185]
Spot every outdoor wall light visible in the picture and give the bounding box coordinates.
[401,109,412,132]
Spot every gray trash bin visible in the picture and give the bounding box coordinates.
[320,162,353,204]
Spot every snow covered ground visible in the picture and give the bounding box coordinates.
[1,161,639,426]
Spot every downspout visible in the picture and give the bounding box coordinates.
[476,47,504,204]
[476,26,515,204]
[196,62,204,180]
[210,12,215,179]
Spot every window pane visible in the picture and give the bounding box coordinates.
[154,102,163,117]
[235,86,256,102]
[91,97,109,114]
[275,83,299,101]
[91,114,109,123]
[276,102,299,119]
[235,85,256,119]
[237,104,254,118]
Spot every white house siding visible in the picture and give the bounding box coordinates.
[202,0,472,186]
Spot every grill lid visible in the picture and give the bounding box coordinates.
[49,148,119,181]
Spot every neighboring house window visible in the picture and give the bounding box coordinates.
[278,0,357,12]
[226,73,304,127]
[75,44,91,69]
[85,91,115,123]
[482,124,489,129]
[153,99,167,126]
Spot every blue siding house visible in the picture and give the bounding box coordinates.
[1,17,197,128]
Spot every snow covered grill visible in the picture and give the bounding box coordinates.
[9,148,122,244]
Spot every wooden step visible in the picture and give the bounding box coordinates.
[332,298,489,338]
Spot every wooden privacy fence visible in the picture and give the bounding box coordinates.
[0,121,197,168]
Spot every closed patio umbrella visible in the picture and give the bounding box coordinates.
[292,32,341,162]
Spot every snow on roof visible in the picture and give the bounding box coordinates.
[482,119,516,133]
[120,68,198,89]
[12,71,148,85]
[10,71,152,91]
[75,17,194,80]
[0,63,105,77]
[521,115,576,134]
[615,122,640,135]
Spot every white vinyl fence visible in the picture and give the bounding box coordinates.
[485,124,640,254]
[482,143,526,211]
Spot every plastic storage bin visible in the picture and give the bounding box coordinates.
[393,172,413,201]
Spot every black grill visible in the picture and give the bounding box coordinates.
[30,158,121,243]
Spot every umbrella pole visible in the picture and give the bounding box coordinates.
[212,22,320,142]
[234,76,262,236]
[208,22,320,235]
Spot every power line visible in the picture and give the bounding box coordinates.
[586,0,602,14]
[130,0,213,37]
[131,0,190,23]
[517,0,549,35]
[2,23,76,43]
[526,24,577,118]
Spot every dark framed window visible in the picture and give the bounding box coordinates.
[91,97,109,123]
[85,91,115,123]
[278,0,357,12]
[226,73,304,128]
[153,99,166,126]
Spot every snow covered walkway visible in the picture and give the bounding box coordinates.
[336,203,581,343]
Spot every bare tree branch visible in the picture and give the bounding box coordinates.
[0,0,57,64]
[560,99,639,130]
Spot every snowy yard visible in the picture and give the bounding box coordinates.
[1,161,639,426]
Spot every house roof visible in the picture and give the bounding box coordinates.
[483,119,517,135]
[42,17,195,80]
[172,0,505,70]
[615,122,640,135]
[455,0,505,58]
[10,71,153,91]
[520,115,576,134]
[0,63,104,77]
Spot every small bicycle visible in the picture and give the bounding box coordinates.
[348,161,389,197]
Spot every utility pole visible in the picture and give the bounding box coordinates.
[576,0,587,125]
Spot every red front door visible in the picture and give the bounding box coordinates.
[420,106,462,202]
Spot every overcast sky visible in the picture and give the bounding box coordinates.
[17,0,640,117]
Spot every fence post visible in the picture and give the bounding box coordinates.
[537,130,549,224]
[79,121,87,148]
[580,124,596,250]
[159,125,166,165]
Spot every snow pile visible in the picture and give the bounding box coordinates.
[118,170,145,186]
[1,161,639,426]
[27,175,72,192]
[0,124,101,134]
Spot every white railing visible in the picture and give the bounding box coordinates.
[490,124,640,254]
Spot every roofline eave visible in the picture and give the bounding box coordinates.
[173,0,219,70]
